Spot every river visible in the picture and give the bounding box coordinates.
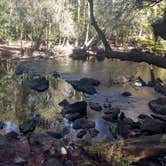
[0,57,165,140]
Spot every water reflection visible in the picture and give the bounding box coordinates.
[0,60,83,132]
[0,58,166,134]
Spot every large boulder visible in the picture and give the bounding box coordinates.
[138,115,166,134]
[67,77,100,95]
[149,98,166,115]
[62,101,87,116]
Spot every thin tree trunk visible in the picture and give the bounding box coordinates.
[83,2,90,47]
[88,0,112,54]
[75,0,81,47]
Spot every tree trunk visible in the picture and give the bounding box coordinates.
[83,2,90,47]
[87,0,166,69]
[87,0,112,54]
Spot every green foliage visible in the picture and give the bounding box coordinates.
[85,142,107,155]
[138,38,165,53]
[0,0,165,48]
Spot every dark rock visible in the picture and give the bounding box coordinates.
[77,130,87,138]
[103,107,120,122]
[73,118,95,129]
[19,119,36,134]
[0,121,4,129]
[139,116,166,134]
[89,102,102,111]
[67,77,100,95]
[58,99,69,107]
[62,101,87,115]
[88,128,99,138]
[154,83,166,96]
[22,77,49,92]
[46,131,63,139]
[117,120,130,138]
[121,91,132,97]
[149,98,166,115]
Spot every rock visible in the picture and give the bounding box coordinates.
[62,101,87,116]
[58,99,69,107]
[22,77,49,92]
[19,119,36,134]
[117,120,130,138]
[65,112,83,121]
[0,121,4,129]
[103,107,120,122]
[73,118,95,129]
[149,98,166,115]
[67,77,100,95]
[61,147,67,156]
[88,128,99,138]
[89,102,102,112]
[121,91,132,97]
[77,130,87,138]
[46,131,63,139]
[138,115,166,134]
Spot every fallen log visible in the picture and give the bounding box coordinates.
[122,134,166,161]
[85,134,166,165]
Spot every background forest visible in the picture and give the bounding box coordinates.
[0,0,165,53]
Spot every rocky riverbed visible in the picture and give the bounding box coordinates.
[0,58,166,165]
